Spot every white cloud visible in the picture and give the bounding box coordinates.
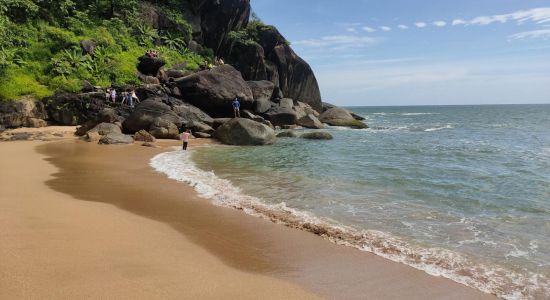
[468,7,550,26]
[398,24,408,29]
[380,26,391,31]
[293,35,379,49]
[509,29,550,40]
[346,27,357,32]
[415,22,427,28]
[452,19,467,26]
[433,21,447,27]
[362,26,376,33]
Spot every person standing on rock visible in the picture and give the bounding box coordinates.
[232,98,241,118]
[110,88,117,103]
[181,129,191,151]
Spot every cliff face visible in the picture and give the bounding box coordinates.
[169,0,323,111]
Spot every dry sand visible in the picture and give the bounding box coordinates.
[0,132,497,299]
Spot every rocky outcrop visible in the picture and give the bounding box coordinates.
[225,25,322,112]
[323,102,365,121]
[213,118,275,145]
[319,108,368,129]
[197,0,251,54]
[0,98,47,128]
[45,91,116,126]
[122,98,182,133]
[301,131,333,140]
[170,65,253,116]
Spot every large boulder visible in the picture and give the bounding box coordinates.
[247,80,275,103]
[137,55,166,76]
[301,131,333,140]
[212,118,232,129]
[172,102,214,126]
[186,120,215,134]
[322,102,364,121]
[213,118,276,145]
[319,108,368,129]
[134,130,156,142]
[98,133,134,145]
[88,123,122,136]
[276,130,298,138]
[263,106,297,126]
[297,114,324,129]
[122,98,181,133]
[171,65,254,116]
[149,118,180,139]
[0,98,47,128]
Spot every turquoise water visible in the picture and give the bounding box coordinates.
[153,105,550,299]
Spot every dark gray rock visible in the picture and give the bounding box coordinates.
[187,120,215,134]
[247,80,275,102]
[98,133,134,144]
[212,118,232,129]
[253,98,274,114]
[263,106,297,126]
[213,118,276,145]
[172,102,214,126]
[137,55,166,76]
[122,99,182,133]
[301,131,333,140]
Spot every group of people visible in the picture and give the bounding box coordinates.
[199,57,225,71]
[146,49,159,58]
[105,88,140,108]
[180,97,241,151]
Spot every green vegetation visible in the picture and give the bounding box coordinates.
[227,15,291,49]
[0,0,207,101]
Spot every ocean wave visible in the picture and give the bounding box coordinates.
[424,125,454,132]
[371,112,440,116]
[150,148,550,300]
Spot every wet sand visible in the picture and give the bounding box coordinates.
[1,137,497,299]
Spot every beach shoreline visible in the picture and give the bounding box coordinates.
[0,131,495,299]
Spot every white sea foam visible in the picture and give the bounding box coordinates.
[150,148,550,300]
[424,124,454,132]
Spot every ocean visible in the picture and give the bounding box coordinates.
[151,104,550,299]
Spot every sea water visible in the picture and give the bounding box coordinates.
[151,105,550,299]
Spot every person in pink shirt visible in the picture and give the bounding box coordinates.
[180,129,191,150]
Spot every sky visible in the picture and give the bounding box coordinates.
[251,0,550,106]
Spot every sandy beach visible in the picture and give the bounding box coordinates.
[0,130,497,299]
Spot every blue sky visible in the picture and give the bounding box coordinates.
[251,0,550,106]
